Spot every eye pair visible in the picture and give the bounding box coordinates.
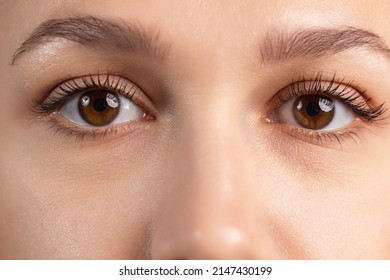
[34,73,384,144]
[64,89,345,129]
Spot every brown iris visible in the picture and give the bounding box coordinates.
[293,95,335,129]
[78,91,120,126]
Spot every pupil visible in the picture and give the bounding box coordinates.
[306,102,321,117]
[93,98,108,112]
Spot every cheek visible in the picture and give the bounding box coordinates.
[253,128,390,259]
[2,105,390,259]
[263,170,390,259]
[0,119,167,258]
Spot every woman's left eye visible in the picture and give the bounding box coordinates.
[272,94,355,130]
[60,90,146,127]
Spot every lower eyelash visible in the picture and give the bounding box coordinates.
[42,115,149,142]
[289,126,361,146]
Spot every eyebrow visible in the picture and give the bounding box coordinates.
[12,17,390,67]
[11,16,170,65]
[260,27,390,64]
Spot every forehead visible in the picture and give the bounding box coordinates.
[3,0,388,27]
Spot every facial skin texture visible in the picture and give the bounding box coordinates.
[1,0,390,259]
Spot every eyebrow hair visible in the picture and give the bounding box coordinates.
[11,16,170,65]
[260,27,390,64]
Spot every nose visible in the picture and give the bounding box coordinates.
[150,106,279,259]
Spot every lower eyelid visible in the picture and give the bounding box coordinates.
[279,123,364,147]
[40,113,154,143]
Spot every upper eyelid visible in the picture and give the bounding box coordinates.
[276,74,365,104]
[60,76,136,99]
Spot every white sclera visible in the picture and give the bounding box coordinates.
[275,97,356,130]
[60,93,144,127]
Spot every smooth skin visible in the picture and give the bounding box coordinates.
[0,0,390,259]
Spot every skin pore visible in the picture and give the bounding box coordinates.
[0,0,390,259]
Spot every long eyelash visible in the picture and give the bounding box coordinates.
[279,72,387,122]
[31,73,138,114]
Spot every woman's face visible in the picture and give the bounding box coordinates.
[1,0,390,259]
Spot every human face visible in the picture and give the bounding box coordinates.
[1,0,390,259]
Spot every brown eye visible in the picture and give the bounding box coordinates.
[58,75,149,128]
[78,91,120,126]
[293,95,335,129]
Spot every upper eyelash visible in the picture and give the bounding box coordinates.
[278,72,387,122]
[31,73,138,114]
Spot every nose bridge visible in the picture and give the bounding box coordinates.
[188,101,246,196]
[171,98,252,219]
[150,95,277,259]
[182,102,253,223]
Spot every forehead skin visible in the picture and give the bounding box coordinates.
[0,0,390,259]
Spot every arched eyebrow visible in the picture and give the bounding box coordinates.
[11,16,170,65]
[260,27,390,64]
[11,17,390,66]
